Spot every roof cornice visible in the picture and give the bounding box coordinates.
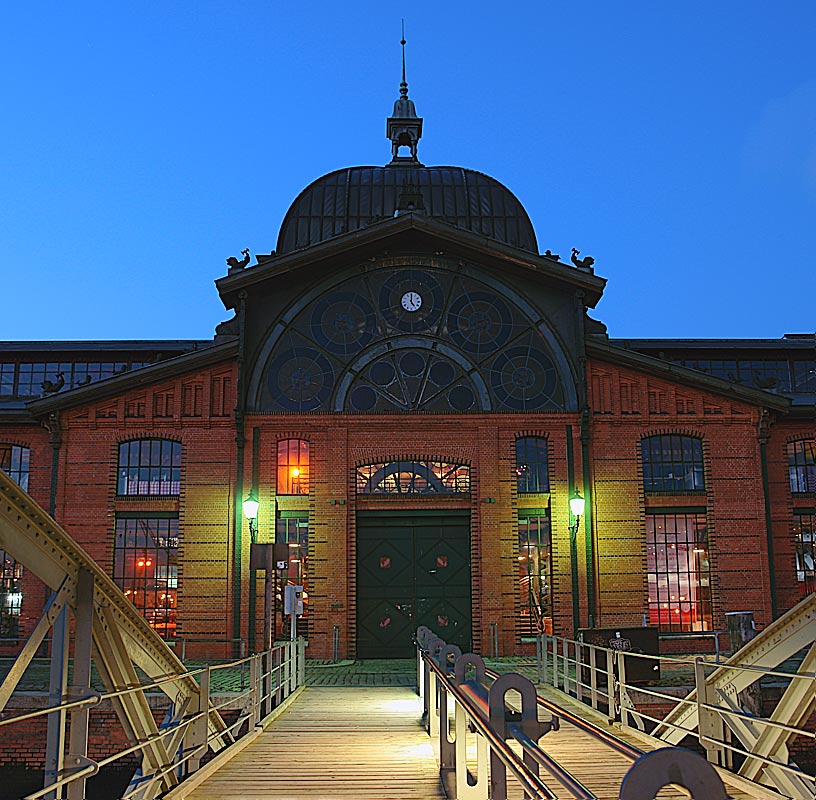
[26,340,238,416]
[587,337,792,411]
[216,213,606,309]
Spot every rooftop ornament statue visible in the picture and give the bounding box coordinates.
[41,372,65,394]
[226,249,251,272]
[571,248,595,272]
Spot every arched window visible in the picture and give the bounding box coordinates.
[277,439,309,495]
[641,435,704,493]
[117,440,181,496]
[788,439,816,493]
[0,444,30,491]
[515,437,549,494]
[356,460,470,494]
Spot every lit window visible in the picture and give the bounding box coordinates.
[793,512,815,597]
[515,437,549,494]
[641,435,705,493]
[646,511,712,632]
[277,439,309,495]
[0,550,22,638]
[0,444,30,491]
[117,440,181,496]
[788,440,816,494]
[518,513,552,635]
[356,460,470,494]
[113,516,178,639]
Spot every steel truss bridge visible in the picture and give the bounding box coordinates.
[0,468,814,799]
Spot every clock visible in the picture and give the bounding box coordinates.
[400,291,422,312]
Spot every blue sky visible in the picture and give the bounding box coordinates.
[2,2,814,341]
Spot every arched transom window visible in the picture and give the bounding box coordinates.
[356,460,470,494]
[255,264,572,414]
[641,435,705,493]
[117,440,181,496]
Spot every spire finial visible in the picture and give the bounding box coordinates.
[386,21,423,165]
[400,19,408,98]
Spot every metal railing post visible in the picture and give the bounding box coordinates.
[250,654,261,727]
[44,606,69,800]
[617,651,629,730]
[589,644,598,710]
[575,641,583,703]
[66,569,96,800]
[562,637,570,694]
[606,648,617,723]
[695,657,726,766]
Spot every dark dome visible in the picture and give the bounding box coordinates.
[276,166,538,254]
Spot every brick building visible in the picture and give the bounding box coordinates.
[1,80,814,660]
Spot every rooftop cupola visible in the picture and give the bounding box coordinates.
[386,32,423,165]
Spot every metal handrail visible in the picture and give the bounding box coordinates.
[417,629,732,800]
[423,651,557,800]
[485,666,643,762]
[3,638,306,800]
[536,631,816,788]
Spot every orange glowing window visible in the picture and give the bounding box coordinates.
[277,439,309,495]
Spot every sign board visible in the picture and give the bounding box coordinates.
[284,584,304,616]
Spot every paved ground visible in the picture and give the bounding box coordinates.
[0,655,541,693]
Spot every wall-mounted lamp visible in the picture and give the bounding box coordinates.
[569,491,585,536]
[243,490,259,538]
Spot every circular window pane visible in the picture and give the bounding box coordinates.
[399,351,425,377]
[429,360,455,386]
[369,360,396,386]
[350,385,377,411]
[448,385,475,411]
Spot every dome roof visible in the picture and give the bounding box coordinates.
[276,165,539,255]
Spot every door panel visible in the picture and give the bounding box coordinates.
[356,512,471,658]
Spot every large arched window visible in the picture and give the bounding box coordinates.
[788,439,816,493]
[277,439,309,495]
[253,264,574,414]
[515,437,549,494]
[117,440,181,496]
[356,460,470,494]
[641,435,705,493]
[0,444,30,491]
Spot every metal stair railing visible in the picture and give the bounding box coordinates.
[415,626,730,800]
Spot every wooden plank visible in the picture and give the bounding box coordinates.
[182,687,444,800]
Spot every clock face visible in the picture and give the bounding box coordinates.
[400,291,422,312]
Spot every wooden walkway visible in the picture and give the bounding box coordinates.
[177,687,445,800]
[170,682,776,800]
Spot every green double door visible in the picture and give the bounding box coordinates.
[356,511,471,658]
